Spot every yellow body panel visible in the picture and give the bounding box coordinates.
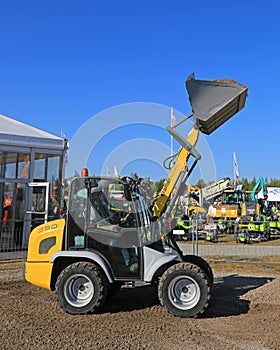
[154,128,199,217]
[25,218,65,290]
[211,206,240,219]
[25,261,53,290]
[188,205,205,215]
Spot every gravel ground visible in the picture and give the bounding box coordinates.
[0,264,279,350]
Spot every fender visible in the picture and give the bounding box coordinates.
[143,246,179,282]
[51,250,114,283]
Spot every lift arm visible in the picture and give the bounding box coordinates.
[152,73,248,223]
[153,126,200,217]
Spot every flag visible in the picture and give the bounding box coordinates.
[106,166,111,176]
[114,165,119,177]
[74,170,79,177]
[61,130,69,165]
[171,107,176,128]
[233,152,240,179]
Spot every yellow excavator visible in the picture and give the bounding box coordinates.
[24,73,248,318]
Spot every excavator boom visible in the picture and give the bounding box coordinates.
[250,177,268,201]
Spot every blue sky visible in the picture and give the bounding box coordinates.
[1,1,279,182]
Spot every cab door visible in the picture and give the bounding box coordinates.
[27,182,49,230]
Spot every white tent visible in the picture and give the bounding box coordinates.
[0,113,67,251]
[0,113,65,150]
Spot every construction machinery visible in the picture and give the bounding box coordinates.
[171,178,232,241]
[24,73,248,318]
[202,178,232,205]
[236,177,270,243]
[209,189,244,219]
[269,211,280,237]
[250,177,268,202]
[170,185,205,241]
[183,177,232,211]
[209,187,248,235]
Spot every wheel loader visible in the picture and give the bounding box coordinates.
[24,73,248,317]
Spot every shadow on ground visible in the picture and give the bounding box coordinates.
[204,274,274,317]
[102,285,159,313]
[102,275,274,317]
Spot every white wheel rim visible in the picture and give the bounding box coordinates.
[64,274,94,307]
[168,276,201,310]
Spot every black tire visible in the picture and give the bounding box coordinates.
[158,262,210,318]
[183,254,214,287]
[55,261,108,315]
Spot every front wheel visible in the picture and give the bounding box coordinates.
[158,262,210,318]
[184,254,214,287]
[55,261,108,315]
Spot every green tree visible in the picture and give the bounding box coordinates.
[240,177,249,191]
[268,178,280,187]
[250,177,257,190]
[265,177,268,184]
[195,178,206,188]
[154,178,165,193]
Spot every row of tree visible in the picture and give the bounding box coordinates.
[238,177,280,190]
[68,171,279,197]
[196,177,280,191]
[136,175,280,196]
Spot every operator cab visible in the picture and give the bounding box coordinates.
[221,191,244,205]
[66,177,160,280]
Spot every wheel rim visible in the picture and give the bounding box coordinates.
[64,274,95,307]
[168,276,201,310]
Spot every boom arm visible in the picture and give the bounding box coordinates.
[250,177,268,201]
[152,73,248,226]
[153,126,200,217]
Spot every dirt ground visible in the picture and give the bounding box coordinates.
[0,262,279,350]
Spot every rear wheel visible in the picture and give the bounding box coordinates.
[55,261,108,314]
[158,262,210,318]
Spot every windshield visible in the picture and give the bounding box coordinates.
[69,178,134,225]
[67,177,159,248]
[222,191,243,205]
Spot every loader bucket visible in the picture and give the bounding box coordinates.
[186,73,248,135]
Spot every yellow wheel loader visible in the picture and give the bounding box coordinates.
[24,73,247,317]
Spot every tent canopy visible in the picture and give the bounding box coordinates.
[0,114,65,150]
